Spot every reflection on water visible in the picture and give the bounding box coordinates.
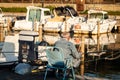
[43,32,116,44]
[85,59,120,80]
[42,32,120,79]
[42,32,117,52]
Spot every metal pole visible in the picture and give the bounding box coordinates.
[32,0,34,5]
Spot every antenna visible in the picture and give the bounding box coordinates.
[42,0,44,8]
[32,0,34,6]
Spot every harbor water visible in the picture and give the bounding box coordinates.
[0,13,120,79]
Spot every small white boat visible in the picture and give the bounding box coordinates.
[0,30,116,65]
[42,8,117,34]
[13,6,117,34]
[45,8,117,34]
[13,6,85,32]
[0,34,19,65]
[73,9,117,34]
[13,6,52,31]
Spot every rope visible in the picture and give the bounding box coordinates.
[105,54,120,60]
[84,51,120,63]
[105,51,120,60]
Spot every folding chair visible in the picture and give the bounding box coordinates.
[44,47,75,80]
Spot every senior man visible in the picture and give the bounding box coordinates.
[54,32,81,68]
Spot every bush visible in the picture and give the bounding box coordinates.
[1,7,120,16]
[1,7,26,12]
[108,11,120,15]
[1,6,55,13]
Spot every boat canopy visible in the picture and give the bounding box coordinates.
[26,6,51,22]
[88,9,108,14]
[54,6,79,17]
[88,9,108,19]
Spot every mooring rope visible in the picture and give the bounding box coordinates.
[105,51,120,60]
[84,51,120,62]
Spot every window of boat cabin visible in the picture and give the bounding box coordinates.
[89,13,108,19]
[104,14,108,19]
[44,11,51,16]
[0,8,2,14]
[28,9,41,22]
[55,6,78,17]
[65,7,79,17]
[55,7,71,17]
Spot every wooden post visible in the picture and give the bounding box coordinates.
[97,21,100,52]
[38,25,43,42]
[80,35,85,76]
[64,16,67,32]
[77,29,81,52]
[0,24,4,42]
[7,18,11,35]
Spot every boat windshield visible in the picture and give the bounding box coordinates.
[104,14,109,19]
[0,10,2,14]
[28,9,41,22]
[0,8,3,17]
[44,11,51,16]
[89,13,108,19]
[55,6,78,17]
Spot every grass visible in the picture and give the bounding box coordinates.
[1,7,26,13]
[1,7,120,16]
[108,11,120,15]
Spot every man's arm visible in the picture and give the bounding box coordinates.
[68,42,81,59]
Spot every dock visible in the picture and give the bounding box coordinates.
[0,66,109,80]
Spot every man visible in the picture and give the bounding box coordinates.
[54,32,81,68]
